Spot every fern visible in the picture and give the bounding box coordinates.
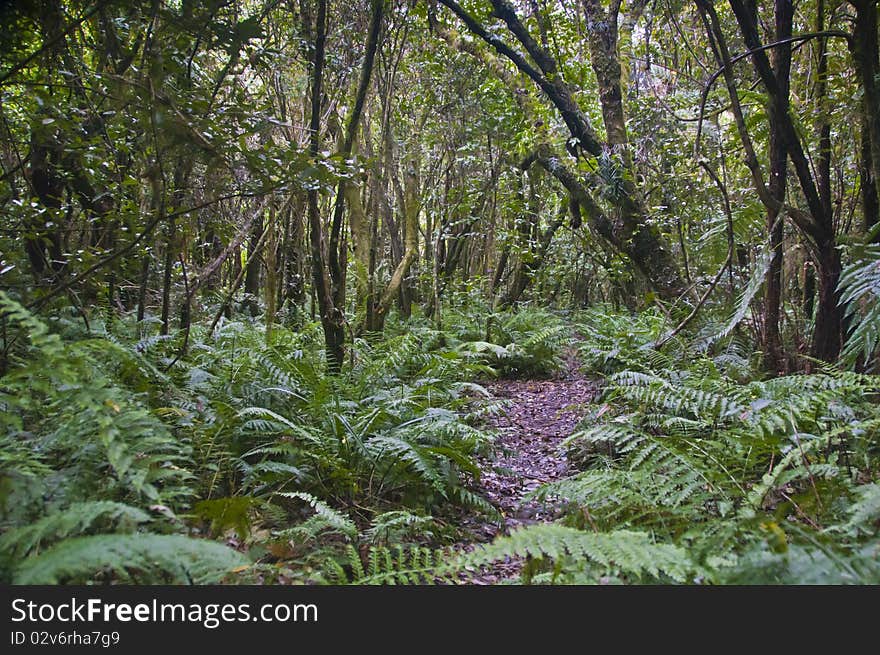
[364,511,436,545]
[545,315,880,583]
[275,492,357,541]
[705,244,773,346]
[457,524,696,583]
[0,502,151,561]
[365,436,447,496]
[191,497,259,540]
[14,534,248,584]
[455,308,570,377]
[0,298,194,510]
[839,244,880,368]
[323,543,453,585]
[838,483,880,536]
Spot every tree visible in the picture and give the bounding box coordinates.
[435,0,687,302]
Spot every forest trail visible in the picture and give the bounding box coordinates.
[458,347,597,582]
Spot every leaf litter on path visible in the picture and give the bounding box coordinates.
[455,347,597,583]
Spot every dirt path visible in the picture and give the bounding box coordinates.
[457,348,597,582]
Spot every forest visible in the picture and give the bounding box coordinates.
[0,0,879,586]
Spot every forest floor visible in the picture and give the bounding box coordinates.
[455,346,597,583]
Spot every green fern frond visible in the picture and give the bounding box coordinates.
[837,483,880,536]
[14,534,248,584]
[326,543,452,585]
[365,511,436,545]
[562,422,646,452]
[839,244,880,368]
[0,292,65,357]
[703,244,773,346]
[365,436,446,495]
[457,524,696,582]
[530,470,649,520]
[275,492,357,540]
[0,502,151,560]
[447,486,501,520]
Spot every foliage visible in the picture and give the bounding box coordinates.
[185,320,497,513]
[0,294,246,583]
[483,308,571,377]
[530,313,880,584]
[458,524,696,584]
[14,534,248,585]
[1,0,878,588]
[0,501,151,563]
[840,244,880,369]
[574,305,670,373]
[448,304,570,377]
[322,544,452,585]
[0,293,504,583]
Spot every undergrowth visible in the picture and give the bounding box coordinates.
[504,305,880,584]
[2,292,545,584]
[6,290,877,585]
[442,301,571,377]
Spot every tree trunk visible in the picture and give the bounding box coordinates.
[373,154,420,330]
[160,220,175,335]
[244,212,263,315]
[26,128,65,280]
[160,161,192,334]
[306,0,345,372]
[813,244,843,361]
[265,202,277,342]
[502,203,566,308]
[437,0,686,300]
[328,0,383,319]
[136,255,150,323]
[850,0,880,216]
[347,168,373,326]
[861,121,880,236]
[725,0,843,361]
[762,0,793,372]
[285,196,305,310]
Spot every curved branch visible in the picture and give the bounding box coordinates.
[694,30,851,156]
[436,0,602,156]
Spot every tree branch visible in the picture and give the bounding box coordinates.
[436,0,602,156]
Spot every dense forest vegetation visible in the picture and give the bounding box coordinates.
[1,0,879,585]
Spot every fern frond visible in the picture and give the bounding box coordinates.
[365,511,436,545]
[275,492,357,540]
[700,244,773,346]
[0,502,151,559]
[457,524,696,582]
[328,544,452,585]
[838,483,880,536]
[14,534,248,584]
[366,436,446,495]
